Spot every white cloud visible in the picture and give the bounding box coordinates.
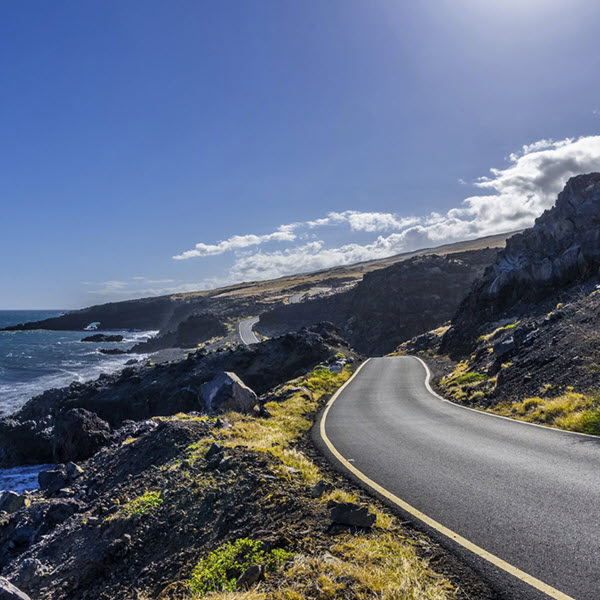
[175,211,419,260]
[96,135,600,297]
[225,135,600,282]
[173,224,298,260]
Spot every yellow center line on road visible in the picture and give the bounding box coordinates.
[319,357,575,600]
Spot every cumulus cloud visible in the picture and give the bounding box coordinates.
[226,135,600,281]
[312,211,419,232]
[175,211,419,260]
[173,224,298,260]
[97,135,600,298]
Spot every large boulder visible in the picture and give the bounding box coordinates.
[329,501,375,528]
[200,372,257,413]
[52,408,111,462]
[38,467,67,495]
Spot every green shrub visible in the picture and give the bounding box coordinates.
[579,409,600,435]
[449,372,488,386]
[125,490,163,515]
[188,538,293,596]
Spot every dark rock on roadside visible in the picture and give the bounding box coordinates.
[0,493,28,515]
[0,577,31,600]
[236,564,263,589]
[81,334,124,343]
[52,409,111,463]
[329,501,375,528]
[311,479,332,499]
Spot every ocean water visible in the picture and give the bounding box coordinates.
[0,309,156,492]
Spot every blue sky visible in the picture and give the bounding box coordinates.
[2,0,600,308]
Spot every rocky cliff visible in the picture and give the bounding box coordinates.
[442,173,600,356]
[258,248,501,355]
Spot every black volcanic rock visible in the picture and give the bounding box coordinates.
[442,173,600,356]
[0,323,353,468]
[258,248,500,355]
[52,409,112,463]
[130,312,228,353]
[81,334,124,342]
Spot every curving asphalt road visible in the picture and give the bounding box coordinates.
[238,317,260,345]
[318,356,600,600]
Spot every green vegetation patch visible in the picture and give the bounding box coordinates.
[188,538,293,596]
[123,490,163,516]
[448,372,488,386]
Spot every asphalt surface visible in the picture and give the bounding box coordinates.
[318,356,600,600]
[238,317,260,345]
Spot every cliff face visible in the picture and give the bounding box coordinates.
[259,248,500,355]
[442,173,600,355]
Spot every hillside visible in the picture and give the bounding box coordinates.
[257,248,500,355]
[0,329,493,600]
[2,232,515,355]
[399,173,600,436]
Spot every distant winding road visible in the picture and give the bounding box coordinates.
[318,356,600,600]
[238,317,260,345]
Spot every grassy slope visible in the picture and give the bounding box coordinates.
[180,364,459,600]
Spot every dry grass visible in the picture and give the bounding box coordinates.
[439,361,489,403]
[202,533,455,600]
[490,391,600,435]
[273,533,454,600]
[184,364,457,600]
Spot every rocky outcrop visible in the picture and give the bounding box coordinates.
[259,249,500,355]
[442,173,600,356]
[1,296,183,332]
[52,409,112,463]
[130,312,228,353]
[81,334,124,342]
[0,324,353,468]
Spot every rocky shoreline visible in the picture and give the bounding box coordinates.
[0,323,354,469]
[0,338,494,600]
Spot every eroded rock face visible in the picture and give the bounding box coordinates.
[443,173,600,356]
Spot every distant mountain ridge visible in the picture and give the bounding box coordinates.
[2,231,516,339]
